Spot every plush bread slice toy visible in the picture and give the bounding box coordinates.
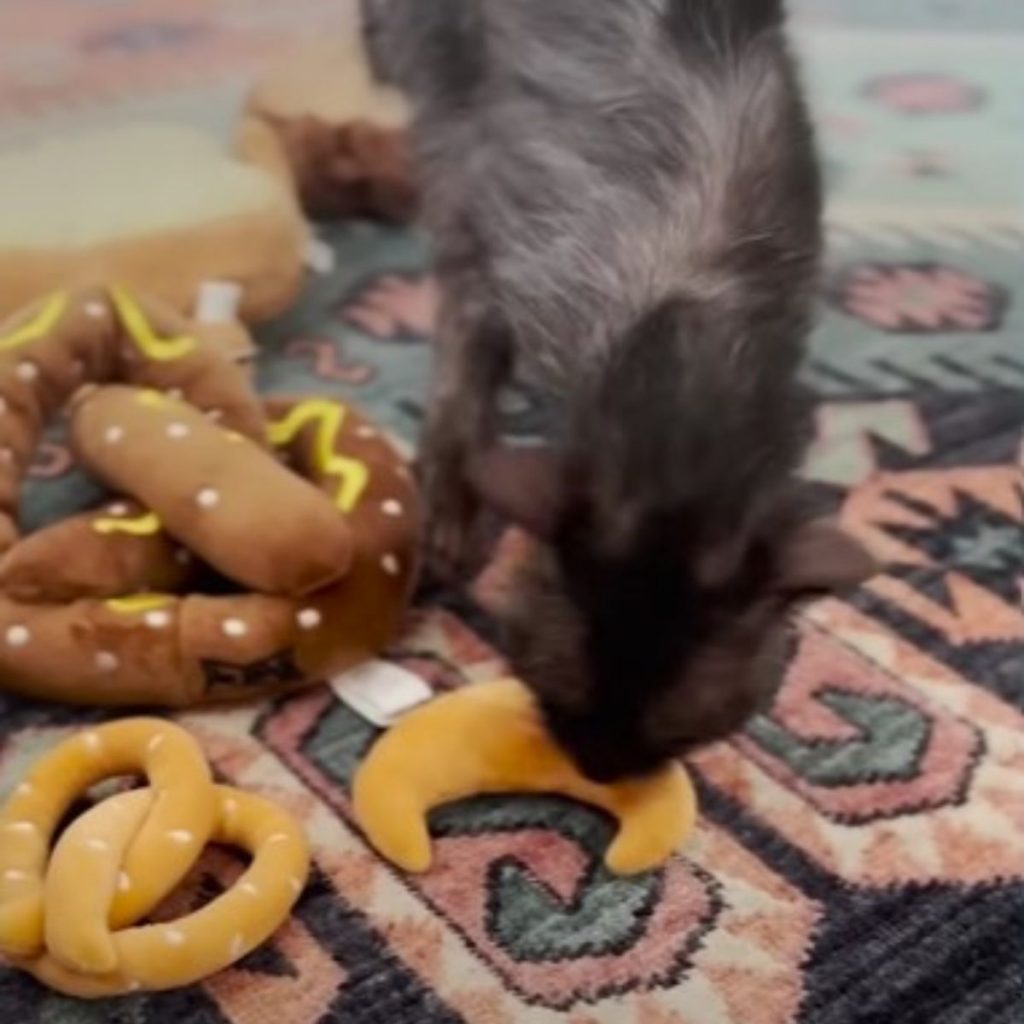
[0,123,307,325]
[244,2,415,222]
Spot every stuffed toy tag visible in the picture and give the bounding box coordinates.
[303,237,336,275]
[331,660,433,727]
[194,280,243,323]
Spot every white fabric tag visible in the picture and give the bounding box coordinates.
[195,280,242,323]
[330,660,433,727]
[304,236,336,275]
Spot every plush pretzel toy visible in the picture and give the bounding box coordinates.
[0,285,418,706]
[0,719,310,997]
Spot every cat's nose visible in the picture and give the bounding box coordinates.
[569,743,663,784]
[574,758,621,784]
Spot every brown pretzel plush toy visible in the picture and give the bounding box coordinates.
[0,286,418,706]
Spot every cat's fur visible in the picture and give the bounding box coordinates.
[363,0,875,781]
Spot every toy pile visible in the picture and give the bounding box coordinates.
[0,8,696,1000]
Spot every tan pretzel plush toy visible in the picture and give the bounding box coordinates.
[0,718,309,997]
[0,286,419,706]
[354,677,697,876]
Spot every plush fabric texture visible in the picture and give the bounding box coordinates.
[0,500,192,602]
[0,286,268,551]
[0,1,1021,1022]
[0,289,419,707]
[353,677,696,875]
[72,385,354,596]
[0,719,309,997]
[0,123,307,325]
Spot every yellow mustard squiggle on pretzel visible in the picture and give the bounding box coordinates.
[104,594,174,615]
[136,389,170,408]
[0,292,68,352]
[110,287,196,362]
[92,511,163,536]
[267,400,369,512]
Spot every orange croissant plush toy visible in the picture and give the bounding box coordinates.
[353,676,697,876]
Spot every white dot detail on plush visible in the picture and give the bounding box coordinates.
[83,838,109,853]
[4,822,36,836]
[118,871,131,893]
[15,362,38,382]
[166,830,194,845]
[2,868,29,883]
[95,650,120,673]
[81,731,103,753]
[5,624,30,647]
[166,422,190,440]
[147,734,165,753]
[196,487,220,509]
[381,554,401,577]
[104,425,124,445]
[84,301,107,319]
[290,877,304,895]
[164,928,186,947]
[229,933,247,960]
[297,608,321,630]
[222,618,248,638]
[107,502,130,517]
[381,499,403,518]
[145,609,171,630]
[240,881,259,896]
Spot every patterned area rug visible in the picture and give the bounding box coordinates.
[0,2,1022,1021]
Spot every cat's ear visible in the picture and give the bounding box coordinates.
[467,444,565,540]
[775,518,877,599]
